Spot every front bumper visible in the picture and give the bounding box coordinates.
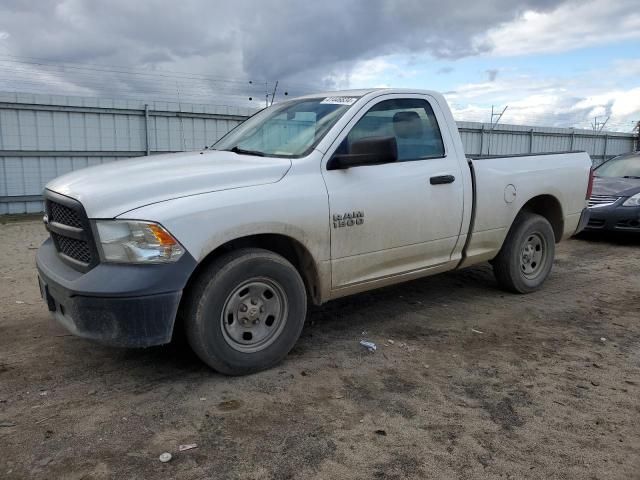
[585,204,640,233]
[36,238,197,347]
[574,208,591,235]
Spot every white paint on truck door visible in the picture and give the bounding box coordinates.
[322,94,464,289]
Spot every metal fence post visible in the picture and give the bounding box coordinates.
[479,125,484,156]
[570,131,575,151]
[603,134,608,162]
[144,104,151,156]
[529,129,534,153]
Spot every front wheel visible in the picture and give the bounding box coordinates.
[184,248,307,375]
[492,212,556,293]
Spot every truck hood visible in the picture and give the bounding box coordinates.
[45,150,292,218]
[592,176,640,197]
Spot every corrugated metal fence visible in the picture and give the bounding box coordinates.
[0,92,251,214]
[456,121,635,165]
[1,91,637,214]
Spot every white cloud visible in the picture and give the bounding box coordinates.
[477,0,640,56]
[0,32,9,40]
[446,72,640,131]
[326,57,416,89]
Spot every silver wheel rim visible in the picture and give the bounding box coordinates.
[221,277,288,353]
[520,232,547,279]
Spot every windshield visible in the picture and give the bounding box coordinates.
[595,154,640,178]
[212,96,360,158]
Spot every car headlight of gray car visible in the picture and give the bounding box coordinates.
[95,220,184,263]
[622,193,640,207]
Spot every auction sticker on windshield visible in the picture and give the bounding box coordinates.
[320,97,358,105]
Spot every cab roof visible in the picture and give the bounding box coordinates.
[295,88,441,100]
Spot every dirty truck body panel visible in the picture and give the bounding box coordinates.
[36,88,592,350]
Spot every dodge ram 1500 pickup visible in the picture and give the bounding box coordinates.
[36,89,593,374]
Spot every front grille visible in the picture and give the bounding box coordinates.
[49,201,83,228]
[588,195,620,208]
[51,232,92,263]
[45,194,96,271]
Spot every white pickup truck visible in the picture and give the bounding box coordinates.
[36,88,593,374]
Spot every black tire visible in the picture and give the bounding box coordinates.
[184,248,307,375]
[492,212,555,294]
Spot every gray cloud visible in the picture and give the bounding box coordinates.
[0,0,565,101]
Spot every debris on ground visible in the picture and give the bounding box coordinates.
[34,414,57,425]
[387,339,394,345]
[374,429,387,436]
[600,337,607,342]
[15,301,25,304]
[217,399,242,411]
[471,328,484,334]
[359,340,377,352]
[178,444,197,452]
[0,421,16,427]
[159,452,172,463]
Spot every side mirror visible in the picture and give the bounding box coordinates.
[327,136,398,170]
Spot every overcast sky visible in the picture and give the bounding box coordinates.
[0,0,638,131]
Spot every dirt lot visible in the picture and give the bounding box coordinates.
[0,218,639,480]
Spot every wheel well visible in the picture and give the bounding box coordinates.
[184,234,321,305]
[520,195,563,242]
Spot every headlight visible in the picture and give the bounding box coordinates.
[623,193,640,207]
[95,220,184,263]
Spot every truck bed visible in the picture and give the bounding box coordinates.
[459,150,592,267]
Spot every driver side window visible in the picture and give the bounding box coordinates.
[337,98,445,161]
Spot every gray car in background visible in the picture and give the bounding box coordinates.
[587,152,640,232]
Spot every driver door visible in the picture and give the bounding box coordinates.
[322,94,465,290]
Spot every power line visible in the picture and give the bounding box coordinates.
[0,54,321,93]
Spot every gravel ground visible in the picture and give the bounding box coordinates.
[0,218,639,480]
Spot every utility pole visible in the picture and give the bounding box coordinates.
[591,115,609,160]
[175,80,186,152]
[591,115,609,133]
[486,105,508,156]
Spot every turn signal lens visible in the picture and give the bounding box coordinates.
[148,223,178,246]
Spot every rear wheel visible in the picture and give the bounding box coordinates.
[184,248,307,375]
[492,212,555,293]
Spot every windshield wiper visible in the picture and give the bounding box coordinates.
[623,175,640,179]
[227,146,265,157]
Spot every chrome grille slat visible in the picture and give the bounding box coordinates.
[588,195,620,208]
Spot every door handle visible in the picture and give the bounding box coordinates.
[430,175,455,185]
